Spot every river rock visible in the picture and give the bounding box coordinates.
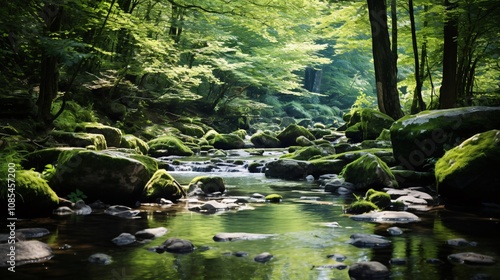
[112,233,136,246]
[340,153,399,191]
[264,159,311,179]
[387,227,403,236]
[350,211,420,224]
[281,146,322,161]
[9,170,59,218]
[349,233,392,248]
[385,188,434,204]
[76,122,122,147]
[51,131,107,150]
[148,135,194,157]
[73,200,92,215]
[254,252,273,263]
[0,240,53,267]
[250,131,281,148]
[345,108,395,142]
[348,261,390,279]
[187,175,225,195]
[88,253,112,265]
[141,169,185,202]
[188,200,235,212]
[327,253,347,261]
[435,130,500,205]
[159,238,194,253]
[448,252,496,265]
[120,134,149,154]
[276,124,315,147]
[50,150,157,206]
[447,238,477,247]
[209,133,245,150]
[213,232,277,242]
[104,205,140,218]
[135,227,168,240]
[17,228,50,239]
[390,106,500,171]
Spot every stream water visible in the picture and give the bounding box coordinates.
[2,151,500,279]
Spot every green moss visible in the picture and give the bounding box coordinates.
[52,101,97,131]
[265,194,283,203]
[340,153,398,190]
[346,200,379,214]
[281,146,322,160]
[209,133,245,150]
[250,131,281,148]
[376,128,391,141]
[13,170,59,217]
[276,124,315,147]
[231,129,247,140]
[188,176,225,194]
[141,169,184,202]
[365,189,392,209]
[76,122,123,147]
[203,129,220,141]
[51,131,107,150]
[120,134,149,154]
[148,135,194,156]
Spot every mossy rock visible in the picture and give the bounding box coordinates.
[141,169,185,202]
[187,176,225,194]
[148,135,194,157]
[281,146,322,161]
[319,148,395,167]
[391,106,500,171]
[376,128,391,141]
[250,131,281,148]
[51,131,107,150]
[340,153,399,191]
[120,134,149,155]
[203,129,220,141]
[5,170,59,218]
[248,162,265,173]
[76,122,123,147]
[25,147,86,172]
[346,200,379,214]
[308,159,346,177]
[277,124,316,147]
[209,133,245,150]
[231,129,247,140]
[435,129,500,205]
[141,125,181,140]
[50,150,157,206]
[265,194,283,203]
[345,109,394,142]
[173,122,205,138]
[296,135,314,146]
[365,189,391,209]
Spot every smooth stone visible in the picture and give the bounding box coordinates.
[88,253,112,265]
[213,232,277,242]
[348,261,390,280]
[349,233,392,248]
[350,211,420,224]
[313,263,348,270]
[73,200,92,215]
[0,240,53,267]
[112,233,136,246]
[448,252,495,265]
[254,252,273,263]
[17,228,50,239]
[387,226,403,236]
[160,238,194,253]
[395,195,428,205]
[327,253,347,262]
[188,200,230,212]
[104,205,141,218]
[135,227,168,240]
[386,188,434,203]
[233,251,249,257]
[447,238,476,246]
[53,206,75,216]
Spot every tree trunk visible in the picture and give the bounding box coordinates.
[367,0,404,120]
[391,0,398,72]
[409,0,426,113]
[439,0,459,109]
[36,4,63,124]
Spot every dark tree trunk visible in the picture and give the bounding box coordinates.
[391,0,398,71]
[367,0,404,120]
[304,67,322,93]
[439,0,459,109]
[36,4,63,124]
[409,0,426,113]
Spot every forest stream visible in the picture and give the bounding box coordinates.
[2,150,499,280]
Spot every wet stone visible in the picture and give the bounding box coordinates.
[160,238,195,253]
[349,233,392,249]
[387,226,403,236]
[135,227,168,240]
[447,238,477,247]
[88,253,112,265]
[254,252,273,263]
[350,211,420,224]
[213,232,277,242]
[0,240,53,267]
[348,261,390,280]
[17,228,50,239]
[448,252,496,265]
[327,253,347,262]
[112,233,136,246]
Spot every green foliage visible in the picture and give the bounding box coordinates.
[0,149,25,200]
[349,92,377,115]
[41,164,56,181]
[67,188,88,203]
[52,101,97,131]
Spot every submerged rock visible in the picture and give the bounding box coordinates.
[104,205,141,218]
[112,233,136,246]
[213,232,277,242]
[17,228,50,239]
[349,233,392,248]
[160,238,195,253]
[435,130,500,205]
[448,252,496,265]
[88,253,112,265]
[348,261,390,279]
[0,240,53,267]
[254,252,273,263]
[350,211,420,224]
[135,227,168,240]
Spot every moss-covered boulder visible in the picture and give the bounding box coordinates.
[340,153,398,191]
[2,170,59,217]
[51,131,107,150]
[250,131,281,148]
[277,124,316,147]
[209,133,245,150]
[264,159,311,180]
[391,106,500,171]
[173,122,205,138]
[187,176,225,195]
[346,200,379,214]
[231,129,247,140]
[25,147,86,171]
[148,135,194,157]
[435,130,500,205]
[345,109,394,142]
[308,159,347,177]
[365,189,392,209]
[50,150,157,206]
[76,122,122,147]
[281,146,322,161]
[141,169,185,202]
[120,134,149,154]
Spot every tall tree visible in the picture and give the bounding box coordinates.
[366,0,404,119]
[409,0,426,113]
[439,0,459,109]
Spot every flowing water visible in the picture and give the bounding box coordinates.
[2,151,500,279]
